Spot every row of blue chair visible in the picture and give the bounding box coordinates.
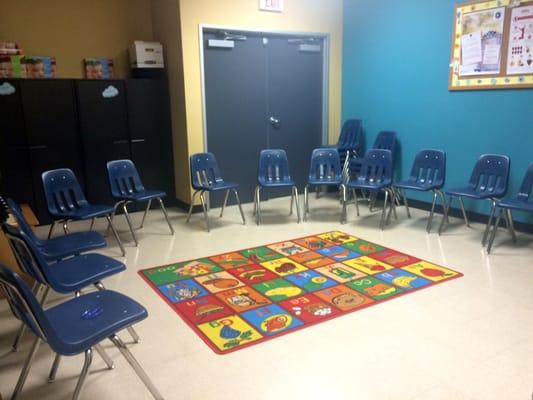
[43,159,174,256]
[0,197,163,399]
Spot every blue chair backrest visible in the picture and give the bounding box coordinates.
[1,221,50,286]
[337,119,363,153]
[357,149,393,185]
[107,159,145,197]
[407,150,446,188]
[468,154,510,197]
[0,264,50,342]
[42,169,88,216]
[190,152,224,189]
[258,149,292,184]
[516,162,533,202]
[373,130,397,157]
[308,148,342,182]
[5,199,42,245]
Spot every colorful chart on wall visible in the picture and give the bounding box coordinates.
[139,231,463,354]
[449,0,533,90]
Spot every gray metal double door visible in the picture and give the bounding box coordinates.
[203,29,324,206]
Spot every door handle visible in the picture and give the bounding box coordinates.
[131,139,146,143]
[29,145,48,150]
[269,116,280,128]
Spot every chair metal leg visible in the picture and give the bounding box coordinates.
[157,198,174,235]
[47,221,56,239]
[386,189,397,225]
[11,282,41,352]
[506,209,517,242]
[233,189,246,224]
[106,202,121,236]
[110,335,164,400]
[436,190,449,223]
[139,199,152,229]
[255,186,262,226]
[458,196,470,227]
[401,189,411,218]
[303,185,309,221]
[487,208,503,254]
[47,353,62,383]
[293,187,301,223]
[186,191,200,223]
[482,199,497,246]
[94,344,115,370]
[89,218,96,231]
[122,203,139,247]
[380,189,389,230]
[105,215,125,256]
[199,192,210,232]
[438,196,453,235]
[253,187,257,216]
[352,188,360,216]
[62,221,70,235]
[340,184,347,224]
[369,191,377,212]
[11,336,42,400]
[426,191,438,233]
[220,189,230,218]
[289,188,294,215]
[72,348,93,400]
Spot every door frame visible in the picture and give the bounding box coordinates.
[198,24,330,152]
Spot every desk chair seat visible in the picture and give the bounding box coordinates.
[487,162,533,253]
[42,168,125,256]
[107,160,174,247]
[438,154,510,246]
[255,149,301,225]
[345,149,396,230]
[0,265,163,400]
[6,198,106,261]
[187,152,246,231]
[394,150,446,233]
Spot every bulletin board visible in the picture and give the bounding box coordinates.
[449,0,533,90]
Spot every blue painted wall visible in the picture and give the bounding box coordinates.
[342,0,533,222]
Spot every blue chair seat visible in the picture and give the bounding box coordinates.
[113,189,167,202]
[445,186,503,200]
[395,181,442,191]
[497,198,533,212]
[40,231,106,260]
[259,178,296,188]
[194,181,239,192]
[55,204,115,221]
[48,254,125,294]
[346,180,391,191]
[308,178,342,186]
[45,290,147,356]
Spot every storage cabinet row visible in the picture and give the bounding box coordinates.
[0,78,175,223]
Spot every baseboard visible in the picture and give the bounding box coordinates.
[406,198,533,234]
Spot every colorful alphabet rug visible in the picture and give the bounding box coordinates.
[139,231,463,354]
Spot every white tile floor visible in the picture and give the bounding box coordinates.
[0,195,532,400]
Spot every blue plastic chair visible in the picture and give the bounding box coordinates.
[335,119,364,182]
[107,159,174,246]
[394,150,446,233]
[304,148,346,223]
[487,162,533,253]
[345,149,396,230]
[0,264,163,400]
[187,152,245,231]
[438,154,510,245]
[255,149,301,225]
[41,168,125,256]
[6,198,106,261]
[350,131,397,177]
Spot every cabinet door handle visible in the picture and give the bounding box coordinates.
[131,139,145,143]
[29,145,48,150]
[112,140,129,144]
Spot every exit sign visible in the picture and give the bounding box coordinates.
[259,0,284,12]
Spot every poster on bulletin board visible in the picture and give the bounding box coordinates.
[449,0,533,90]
